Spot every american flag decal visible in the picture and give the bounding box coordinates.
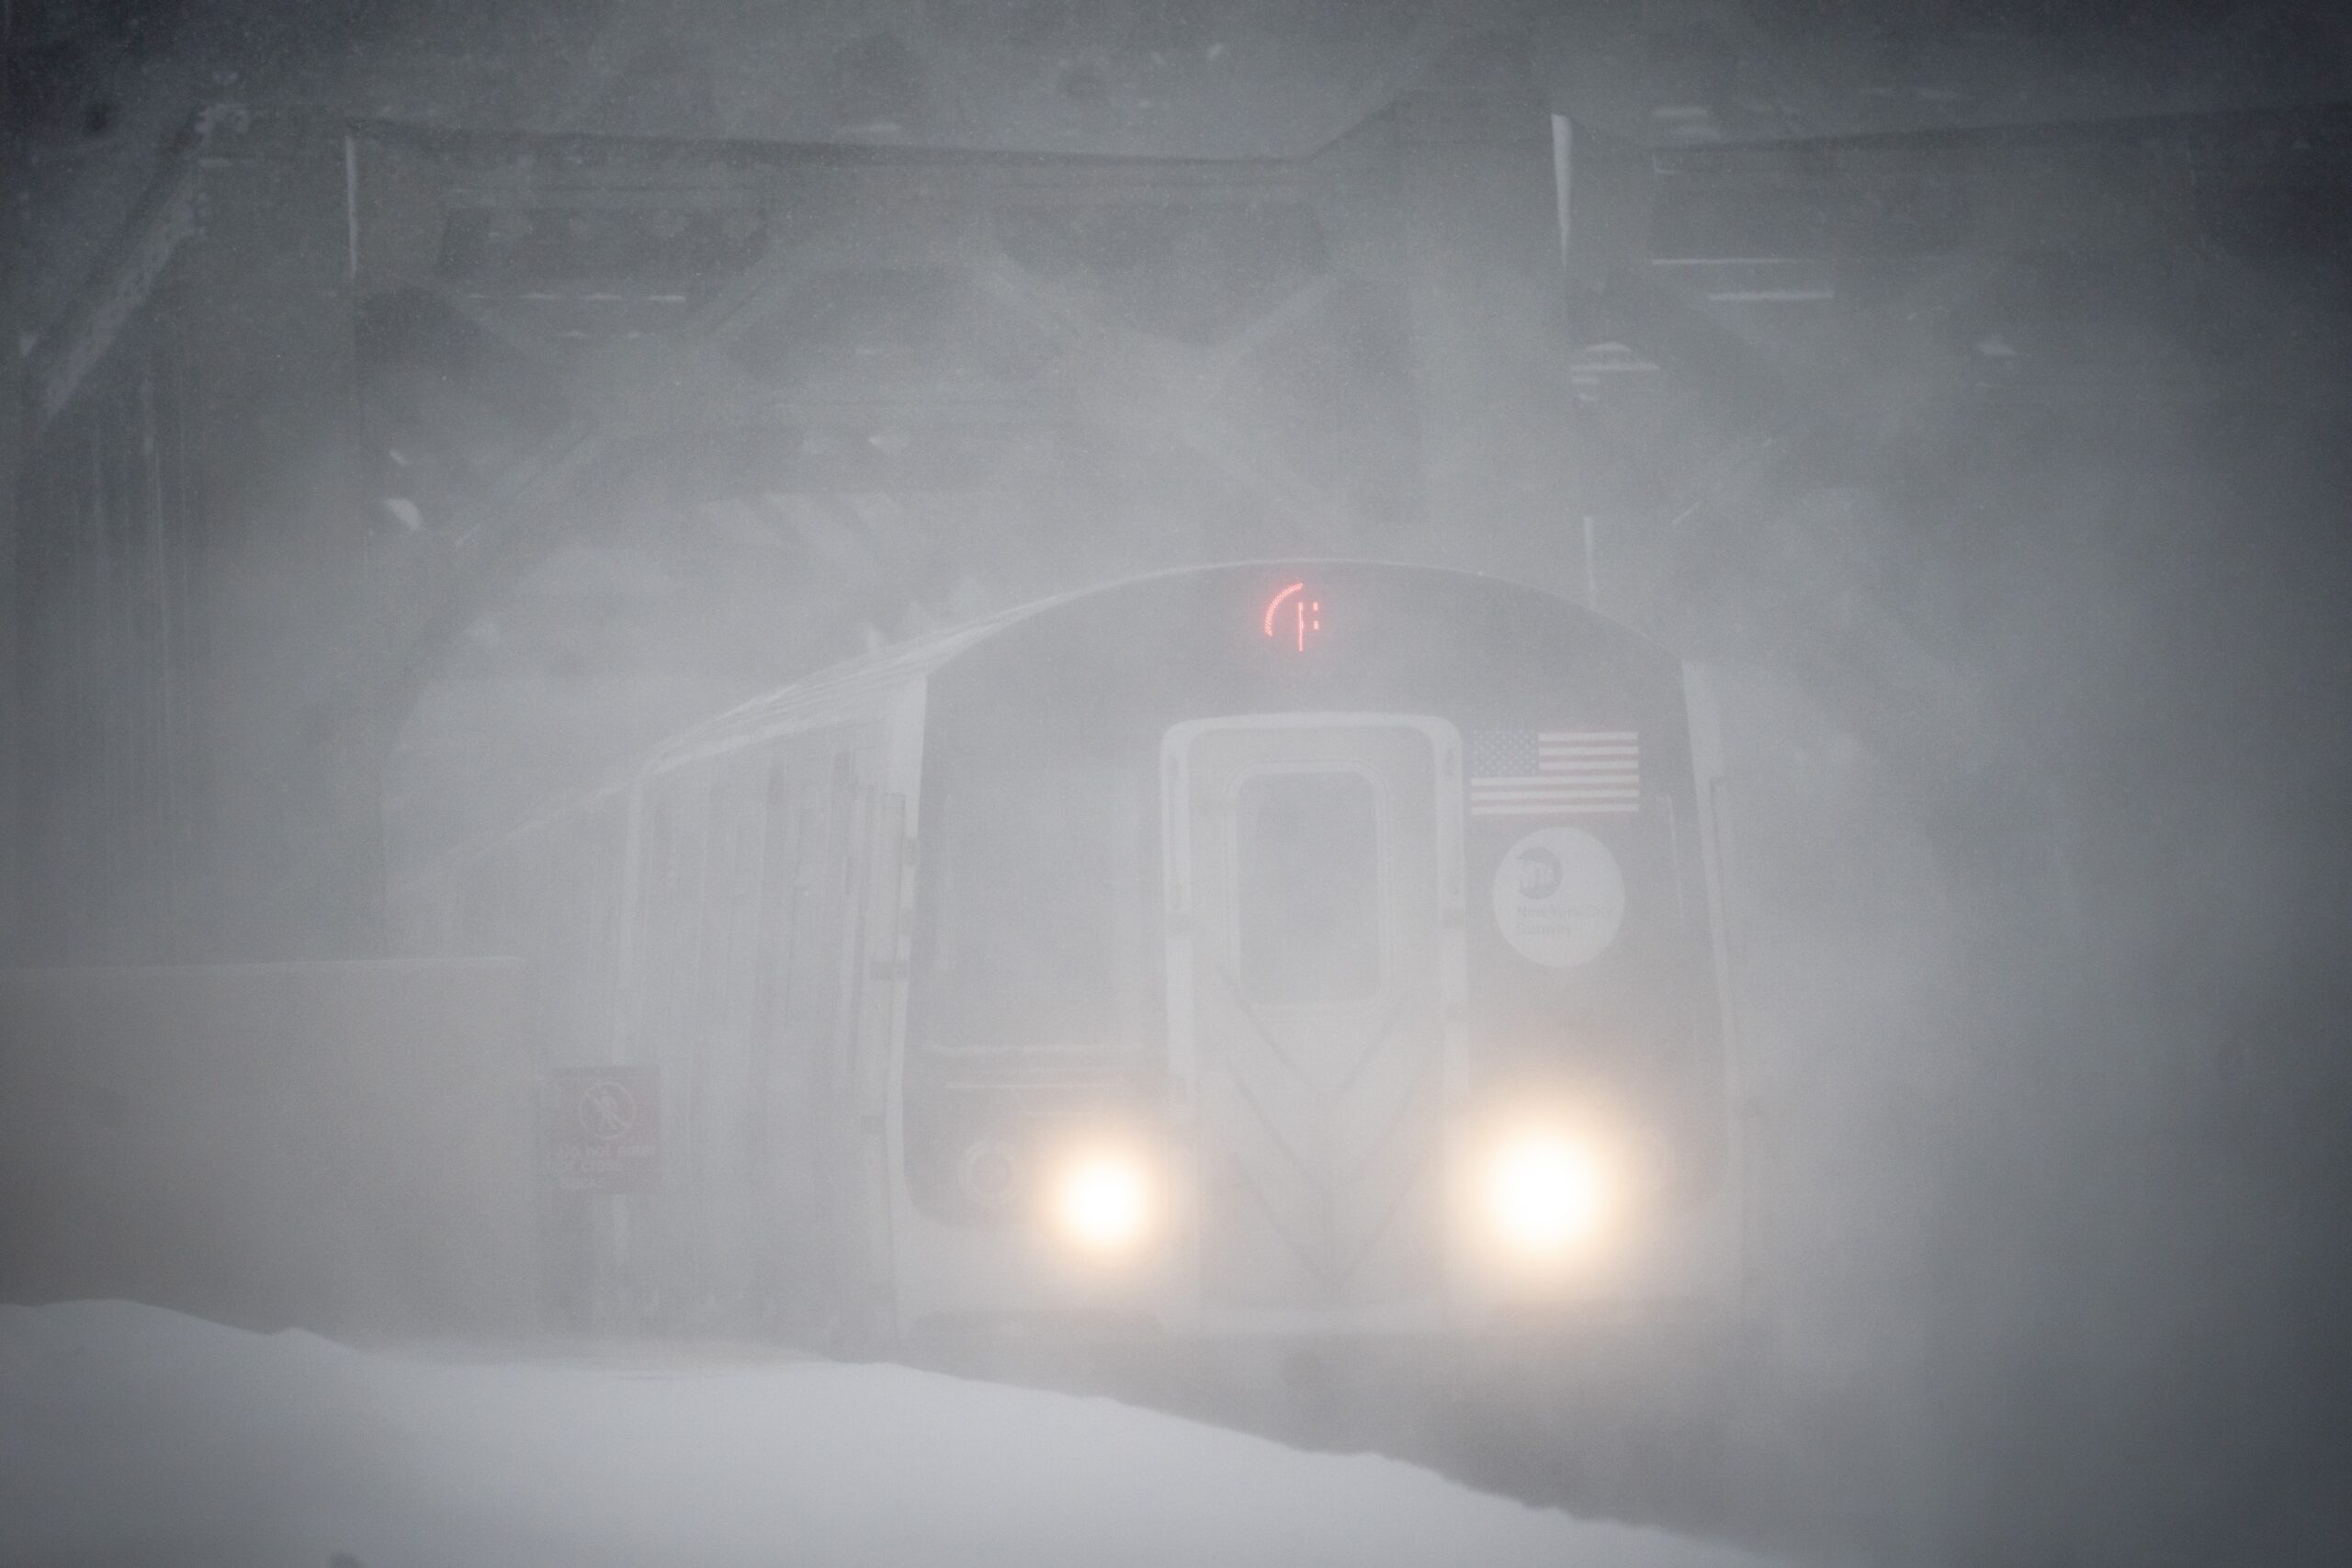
[1468,730,1642,816]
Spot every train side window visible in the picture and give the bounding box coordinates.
[1234,770,1383,1005]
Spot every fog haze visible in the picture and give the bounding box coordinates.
[5,5,2350,1565]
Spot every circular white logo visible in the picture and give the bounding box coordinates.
[1489,826,1625,968]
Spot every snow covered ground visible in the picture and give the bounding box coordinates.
[0,1300,1789,1568]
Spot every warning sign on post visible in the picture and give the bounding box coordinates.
[547,1066,661,1193]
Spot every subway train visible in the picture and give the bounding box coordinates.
[396,561,1744,1345]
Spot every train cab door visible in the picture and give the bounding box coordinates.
[1163,716,1467,1329]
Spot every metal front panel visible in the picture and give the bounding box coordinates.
[1166,716,1464,1325]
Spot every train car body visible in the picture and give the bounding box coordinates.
[397,561,1740,1343]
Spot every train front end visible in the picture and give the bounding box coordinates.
[888,564,1738,1341]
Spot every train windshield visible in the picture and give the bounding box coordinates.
[915,753,1159,1055]
[1234,770,1384,1004]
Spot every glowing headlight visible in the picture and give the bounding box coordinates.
[1046,1146,1155,1256]
[1478,1125,1608,1258]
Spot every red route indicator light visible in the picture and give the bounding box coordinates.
[1262,582,1323,652]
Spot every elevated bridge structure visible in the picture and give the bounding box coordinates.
[13,51,2346,964]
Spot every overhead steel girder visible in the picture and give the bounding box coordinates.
[1559,104,2352,422]
[1545,107,2352,862]
[344,113,1421,724]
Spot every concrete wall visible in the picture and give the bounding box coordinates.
[0,957,541,1337]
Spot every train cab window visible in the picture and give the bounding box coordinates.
[919,755,1157,1055]
[1234,770,1383,1005]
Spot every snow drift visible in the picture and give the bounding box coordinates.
[0,1300,1784,1568]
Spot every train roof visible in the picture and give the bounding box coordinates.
[395,560,1655,886]
[642,588,1066,771]
[644,558,1609,769]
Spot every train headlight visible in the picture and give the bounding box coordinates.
[1476,1123,1609,1259]
[1046,1144,1156,1258]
